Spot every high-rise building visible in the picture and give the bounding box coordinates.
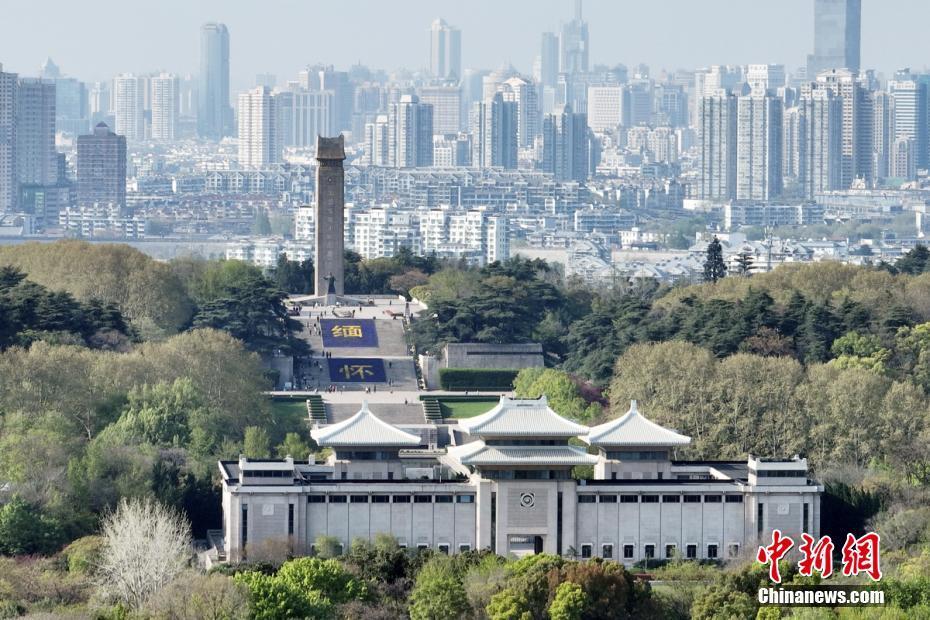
[736,92,783,201]
[113,74,144,141]
[150,73,178,141]
[365,114,390,166]
[388,95,433,168]
[560,0,589,76]
[872,91,892,179]
[76,122,126,207]
[624,79,654,127]
[697,91,738,200]
[586,86,622,133]
[199,23,232,140]
[805,69,872,188]
[319,68,353,133]
[655,83,689,128]
[237,86,280,169]
[471,92,517,169]
[746,65,786,93]
[891,135,917,180]
[799,88,843,197]
[0,65,17,211]
[539,32,560,88]
[807,0,861,77]
[542,103,589,183]
[500,76,539,148]
[274,88,334,148]
[888,71,928,169]
[418,84,461,134]
[429,18,462,81]
[14,79,56,186]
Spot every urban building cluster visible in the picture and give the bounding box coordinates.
[1,0,928,275]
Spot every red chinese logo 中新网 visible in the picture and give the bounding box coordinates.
[756,530,882,583]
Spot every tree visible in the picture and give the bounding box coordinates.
[703,236,727,283]
[243,426,271,459]
[233,571,332,620]
[513,368,601,423]
[97,497,191,609]
[276,556,367,604]
[144,572,251,620]
[251,209,272,236]
[276,432,311,460]
[734,251,754,277]
[548,582,589,620]
[409,555,470,620]
[116,378,207,446]
[0,497,64,555]
[690,587,756,620]
[274,255,313,295]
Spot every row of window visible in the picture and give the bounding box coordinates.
[578,494,744,504]
[750,469,806,478]
[242,470,293,478]
[311,542,472,555]
[308,494,475,504]
[579,542,740,560]
[604,450,669,461]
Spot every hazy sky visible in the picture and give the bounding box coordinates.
[1,0,927,91]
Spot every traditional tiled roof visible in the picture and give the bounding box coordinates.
[448,442,599,467]
[310,401,421,447]
[457,396,589,437]
[583,401,691,447]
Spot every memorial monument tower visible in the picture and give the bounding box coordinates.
[314,135,346,298]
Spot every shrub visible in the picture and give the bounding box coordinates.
[438,368,518,391]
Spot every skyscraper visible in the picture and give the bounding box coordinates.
[429,18,462,81]
[274,88,334,148]
[150,73,178,141]
[736,92,783,201]
[805,69,872,188]
[0,65,17,211]
[799,89,843,197]
[318,68,353,133]
[471,93,517,169]
[77,122,126,208]
[500,76,539,148]
[15,78,58,188]
[539,32,560,88]
[199,22,232,140]
[697,91,738,200]
[238,86,280,169]
[559,0,589,76]
[365,114,390,166]
[418,84,461,134]
[113,74,144,141]
[746,65,787,93]
[586,86,622,133]
[542,104,589,183]
[807,0,861,77]
[388,95,434,168]
[888,70,929,169]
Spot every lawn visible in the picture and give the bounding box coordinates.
[269,398,310,442]
[439,399,498,419]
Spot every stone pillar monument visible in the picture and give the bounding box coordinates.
[314,135,346,298]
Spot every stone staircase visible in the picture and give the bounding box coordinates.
[306,394,327,423]
[420,396,443,422]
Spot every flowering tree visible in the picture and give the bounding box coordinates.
[97,497,191,608]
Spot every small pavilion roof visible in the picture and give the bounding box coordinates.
[457,395,589,437]
[583,401,691,447]
[310,401,421,447]
[448,441,598,467]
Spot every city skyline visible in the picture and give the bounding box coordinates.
[3,0,930,91]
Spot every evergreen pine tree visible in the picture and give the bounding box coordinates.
[703,237,727,283]
[734,251,754,277]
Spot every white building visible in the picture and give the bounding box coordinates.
[219,397,822,564]
[586,86,623,133]
[150,73,178,141]
[225,237,313,269]
[736,91,783,201]
[295,204,315,242]
[238,86,280,169]
[347,206,421,259]
[113,74,144,141]
[419,206,508,265]
[429,19,462,81]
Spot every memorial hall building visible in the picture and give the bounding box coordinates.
[219,396,822,564]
